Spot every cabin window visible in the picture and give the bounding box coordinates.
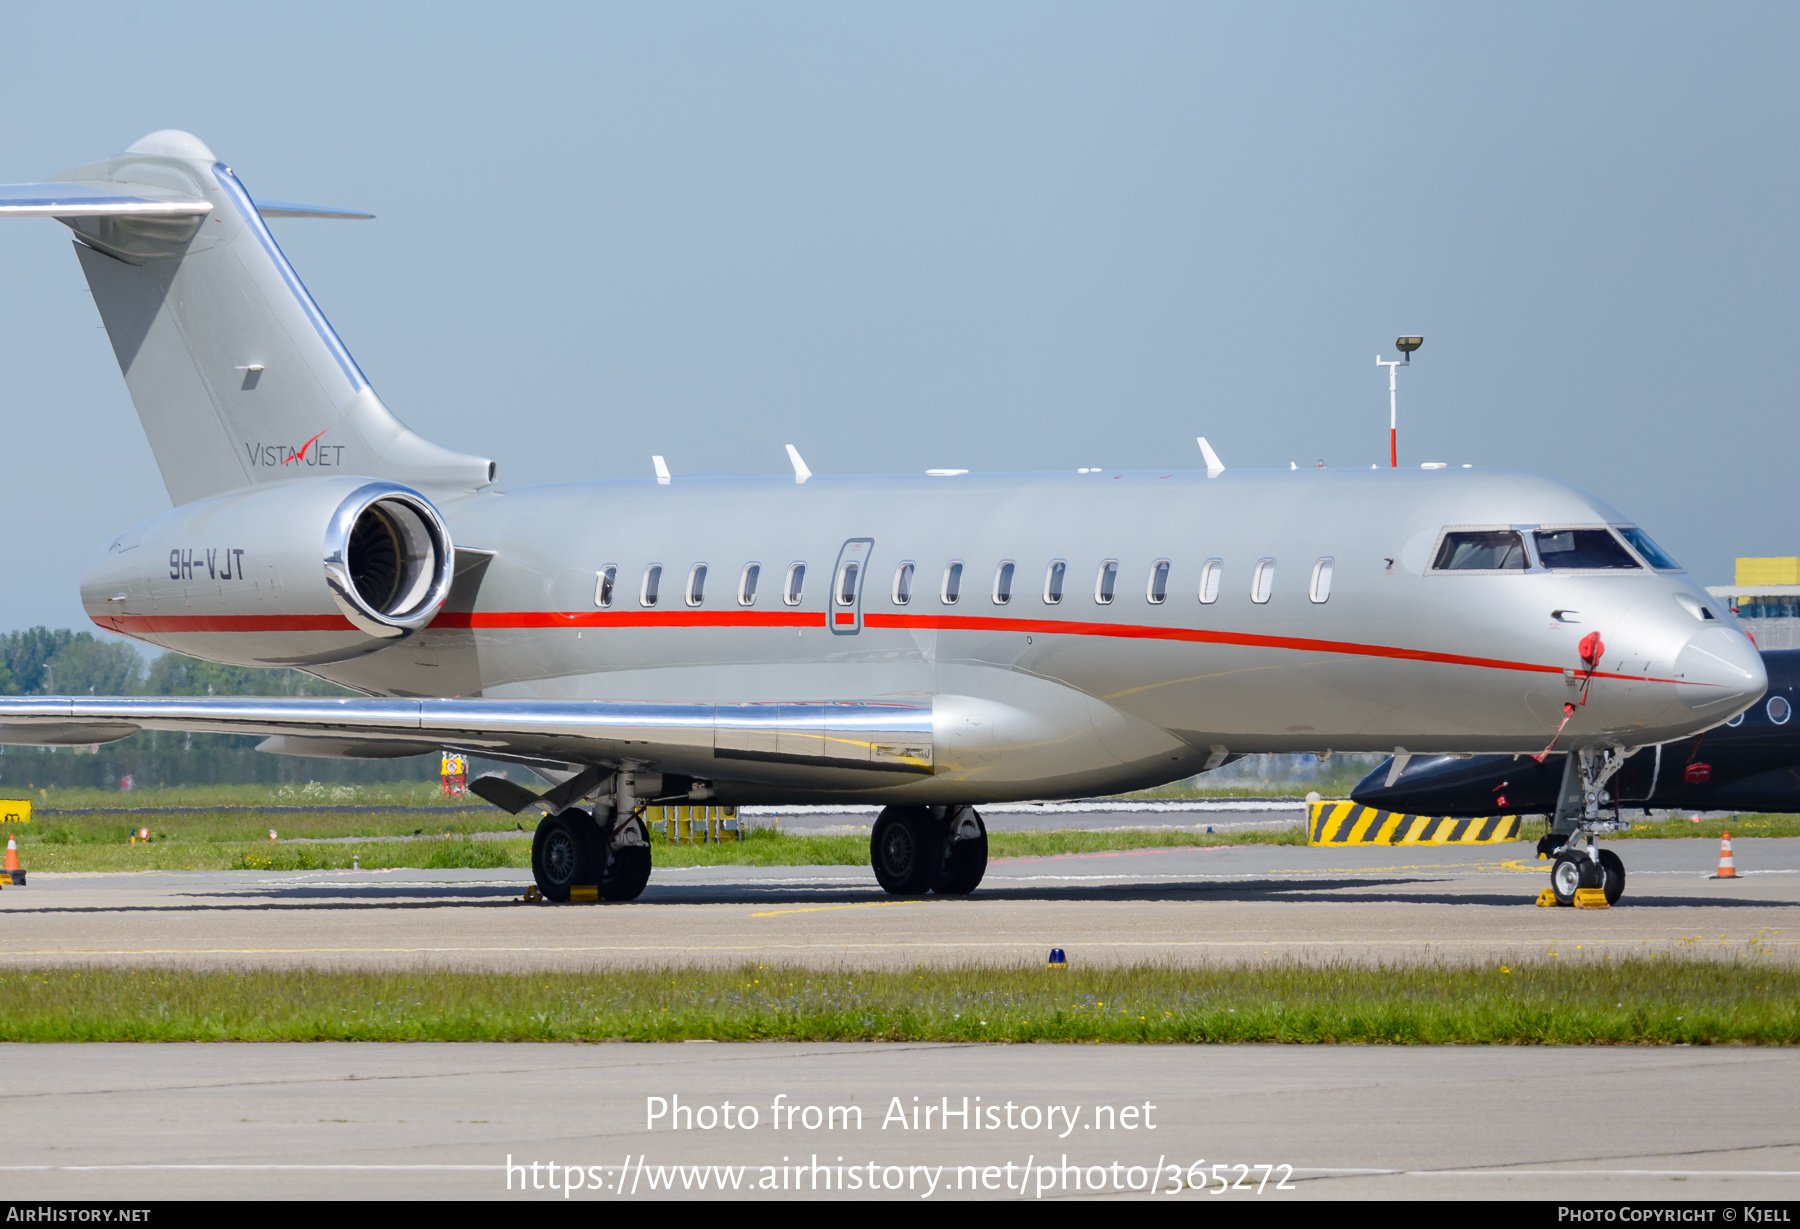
[686,564,707,607]
[640,564,662,607]
[783,562,806,605]
[837,561,861,606]
[1147,559,1171,604]
[1095,560,1118,605]
[1251,558,1275,604]
[1534,528,1641,571]
[893,562,915,605]
[1309,557,1334,604]
[738,563,760,606]
[1198,559,1222,604]
[1044,560,1066,604]
[1771,696,1792,725]
[1433,530,1527,571]
[992,561,1015,605]
[941,561,963,604]
[595,565,617,608]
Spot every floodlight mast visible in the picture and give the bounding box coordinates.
[1375,336,1423,467]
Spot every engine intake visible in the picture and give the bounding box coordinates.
[325,485,454,636]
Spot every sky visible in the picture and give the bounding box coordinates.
[0,2,1794,633]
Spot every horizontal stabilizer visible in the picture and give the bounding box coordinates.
[251,197,374,220]
[0,181,211,217]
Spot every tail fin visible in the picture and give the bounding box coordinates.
[8,130,492,506]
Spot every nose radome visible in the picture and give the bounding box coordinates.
[1673,626,1766,715]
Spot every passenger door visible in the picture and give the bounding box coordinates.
[831,538,874,635]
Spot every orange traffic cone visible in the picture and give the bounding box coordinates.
[3,833,21,885]
[1710,831,1738,879]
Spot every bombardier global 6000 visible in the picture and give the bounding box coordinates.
[0,131,1765,906]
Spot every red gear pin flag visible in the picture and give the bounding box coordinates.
[1576,632,1606,706]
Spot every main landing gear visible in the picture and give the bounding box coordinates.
[871,805,988,896]
[1540,745,1633,906]
[528,769,654,903]
[530,807,652,903]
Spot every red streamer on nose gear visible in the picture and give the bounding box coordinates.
[1532,702,1578,763]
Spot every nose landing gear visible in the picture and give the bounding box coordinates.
[1541,745,1634,907]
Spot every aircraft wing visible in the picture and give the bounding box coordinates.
[0,695,935,783]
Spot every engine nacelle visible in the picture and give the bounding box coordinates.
[83,477,454,666]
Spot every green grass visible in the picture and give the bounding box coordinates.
[8,823,1305,873]
[1612,813,1800,840]
[0,960,1793,1043]
[21,808,524,848]
[10,782,481,810]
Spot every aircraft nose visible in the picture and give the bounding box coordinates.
[1673,626,1766,717]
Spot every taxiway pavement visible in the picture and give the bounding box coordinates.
[1,1042,1796,1201]
[2,836,1793,970]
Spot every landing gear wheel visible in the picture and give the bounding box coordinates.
[1598,848,1625,905]
[602,844,652,902]
[933,807,987,896]
[871,805,938,895]
[532,808,600,903]
[1550,852,1600,907]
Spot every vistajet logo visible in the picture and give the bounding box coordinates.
[246,430,345,468]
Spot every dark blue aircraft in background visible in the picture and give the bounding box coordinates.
[1354,650,1800,817]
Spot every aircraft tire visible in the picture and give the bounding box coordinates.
[934,809,988,896]
[532,808,600,903]
[871,806,938,895]
[1549,852,1599,907]
[1598,848,1625,905]
[603,844,653,902]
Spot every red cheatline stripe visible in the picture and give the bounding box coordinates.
[863,612,1691,684]
[429,610,823,630]
[92,608,1703,686]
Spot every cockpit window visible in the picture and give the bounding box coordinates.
[1618,527,1682,570]
[1432,530,1527,571]
[1534,528,1640,570]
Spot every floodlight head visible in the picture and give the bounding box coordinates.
[1395,336,1423,355]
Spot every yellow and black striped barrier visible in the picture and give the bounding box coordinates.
[1308,801,1521,847]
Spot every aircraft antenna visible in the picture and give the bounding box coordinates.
[1375,336,1423,467]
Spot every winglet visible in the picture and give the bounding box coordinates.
[1197,437,1225,478]
[786,444,812,485]
[652,455,671,485]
